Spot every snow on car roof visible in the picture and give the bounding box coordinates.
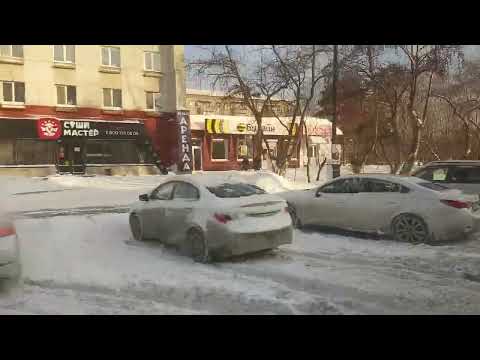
[339,173,424,184]
[164,174,257,188]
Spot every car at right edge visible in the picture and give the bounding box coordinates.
[280,174,480,244]
[411,160,480,194]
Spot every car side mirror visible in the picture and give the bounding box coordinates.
[139,194,149,202]
[315,191,322,197]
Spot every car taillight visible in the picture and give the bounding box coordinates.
[0,226,15,237]
[214,213,232,224]
[441,200,471,209]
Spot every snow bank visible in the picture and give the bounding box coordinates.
[46,170,314,194]
[193,170,314,193]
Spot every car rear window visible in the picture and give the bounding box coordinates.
[207,183,266,198]
[418,182,450,191]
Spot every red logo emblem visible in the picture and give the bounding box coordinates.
[37,118,62,140]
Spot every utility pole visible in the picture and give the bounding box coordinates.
[331,44,340,178]
[332,44,338,144]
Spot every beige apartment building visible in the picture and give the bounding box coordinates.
[186,88,292,117]
[0,45,186,176]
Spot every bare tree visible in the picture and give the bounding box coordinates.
[397,45,463,174]
[188,46,289,167]
[341,45,463,173]
[269,45,331,176]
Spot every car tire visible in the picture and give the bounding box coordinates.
[129,214,145,241]
[287,203,302,229]
[186,228,210,263]
[392,214,430,244]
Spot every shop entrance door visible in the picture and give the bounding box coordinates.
[192,145,202,171]
[57,140,86,174]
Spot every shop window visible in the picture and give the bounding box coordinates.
[2,81,25,104]
[146,92,161,111]
[101,46,120,68]
[86,140,140,164]
[103,88,122,109]
[109,141,139,164]
[0,45,23,58]
[212,138,229,161]
[144,51,161,72]
[56,85,77,106]
[0,139,15,165]
[85,141,104,164]
[54,45,75,63]
[14,140,56,165]
[237,136,253,160]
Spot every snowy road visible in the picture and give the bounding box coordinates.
[2,211,480,314]
[2,174,480,314]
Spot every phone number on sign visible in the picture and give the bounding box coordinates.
[105,130,140,136]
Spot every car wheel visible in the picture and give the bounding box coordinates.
[392,214,429,244]
[287,204,302,229]
[129,214,145,241]
[186,228,210,263]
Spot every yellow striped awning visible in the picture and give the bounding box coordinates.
[205,119,227,134]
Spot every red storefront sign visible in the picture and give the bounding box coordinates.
[37,118,62,140]
[307,124,331,138]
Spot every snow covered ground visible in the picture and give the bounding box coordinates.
[2,171,480,314]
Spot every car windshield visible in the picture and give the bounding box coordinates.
[418,182,450,191]
[206,183,266,198]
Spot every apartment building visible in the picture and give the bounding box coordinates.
[0,45,186,176]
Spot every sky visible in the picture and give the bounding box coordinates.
[185,45,480,90]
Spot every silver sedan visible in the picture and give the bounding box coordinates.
[280,174,480,243]
[129,175,293,262]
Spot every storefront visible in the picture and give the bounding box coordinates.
[189,115,300,171]
[0,117,156,176]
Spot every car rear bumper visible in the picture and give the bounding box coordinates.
[208,225,293,258]
[428,211,480,242]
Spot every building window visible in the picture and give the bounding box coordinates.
[14,139,56,165]
[237,136,254,160]
[0,45,23,58]
[103,88,122,109]
[54,45,75,63]
[212,138,229,161]
[144,51,161,72]
[146,92,161,111]
[2,81,25,104]
[288,143,298,160]
[101,46,120,68]
[56,85,77,106]
[307,145,318,158]
[0,139,15,165]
